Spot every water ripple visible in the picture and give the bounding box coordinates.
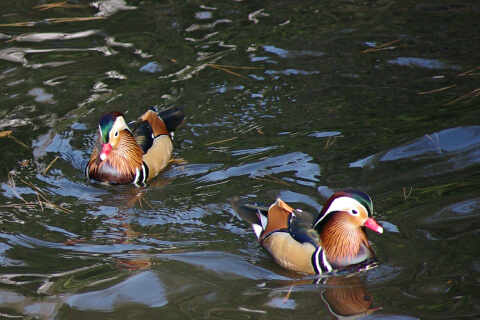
[196,152,320,183]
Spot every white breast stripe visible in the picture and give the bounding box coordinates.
[314,248,323,274]
[141,164,147,183]
[134,168,141,184]
[322,250,333,272]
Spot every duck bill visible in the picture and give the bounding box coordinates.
[100,143,112,161]
[364,217,383,234]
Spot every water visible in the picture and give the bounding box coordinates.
[0,0,479,319]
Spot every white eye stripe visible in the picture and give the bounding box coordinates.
[313,196,370,229]
[325,197,364,215]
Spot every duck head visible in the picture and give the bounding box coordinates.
[98,111,130,161]
[314,190,383,233]
[314,190,383,268]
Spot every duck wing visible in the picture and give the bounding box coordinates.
[289,209,320,248]
[131,120,154,154]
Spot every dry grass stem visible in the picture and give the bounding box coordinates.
[236,123,263,135]
[8,135,30,149]
[426,133,442,152]
[264,173,290,186]
[283,285,295,304]
[136,195,153,210]
[252,174,291,186]
[207,64,250,80]
[195,180,230,189]
[403,183,457,198]
[47,17,105,23]
[7,174,28,203]
[38,193,72,214]
[7,179,73,214]
[35,2,84,10]
[7,184,27,203]
[141,196,153,209]
[445,88,480,105]
[403,187,413,200]
[1,131,30,149]
[8,172,15,189]
[324,136,337,149]
[43,156,59,175]
[362,39,407,53]
[418,183,456,194]
[20,179,46,195]
[209,64,262,70]
[205,137,238,146]
[458,66,480,77]
[419,85,457,95]
[36,191,44,212]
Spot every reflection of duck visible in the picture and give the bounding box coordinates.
[321,275,380,319]
[231,190,383,275]
[86,107,184,184]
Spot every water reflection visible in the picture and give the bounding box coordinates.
[265,271,380,319]
[321,275,379,319]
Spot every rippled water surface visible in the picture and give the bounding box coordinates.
[0,1,479,319]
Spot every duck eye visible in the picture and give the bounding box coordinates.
[351,209,358,215]
[114,131,119,137]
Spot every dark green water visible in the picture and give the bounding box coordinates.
[0,1,479,319]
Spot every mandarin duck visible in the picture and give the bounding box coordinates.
[231,190,383,275]
[85,106,184,184]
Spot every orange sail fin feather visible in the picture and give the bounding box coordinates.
[260,198,293,240]
[140,110,169,137]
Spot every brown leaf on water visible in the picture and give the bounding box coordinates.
[0,130,12,137]
[116,259,153,270]
[64,238,85,246]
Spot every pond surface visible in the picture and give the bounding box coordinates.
[0,0,479,319]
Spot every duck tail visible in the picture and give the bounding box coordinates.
[156,106,185,133]
[230,197,269,239]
